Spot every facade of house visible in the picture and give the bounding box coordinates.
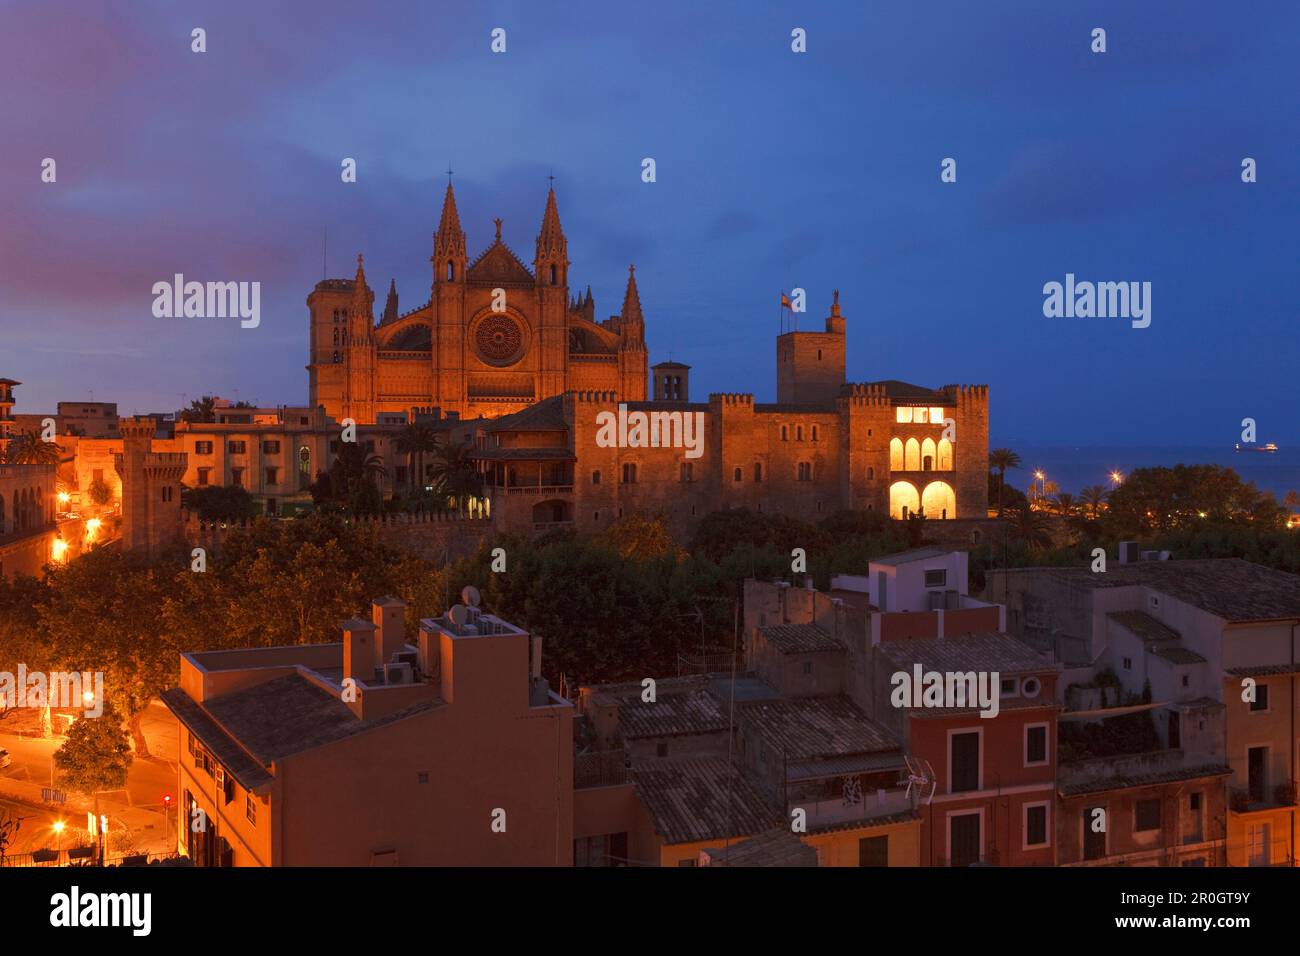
[163,595,573,866]
[988,557,1300,867]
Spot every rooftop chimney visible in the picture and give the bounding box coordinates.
[372,596,407,670]
[343,618,378,685]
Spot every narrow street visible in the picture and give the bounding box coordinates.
[0,699,180,861]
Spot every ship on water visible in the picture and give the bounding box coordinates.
[1234,442,1280,453]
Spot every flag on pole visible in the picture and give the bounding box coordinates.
[780,292,792,310]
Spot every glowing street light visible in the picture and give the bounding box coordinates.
[51,537,68,563]
[56,491,71,506]
[53,819,65,853]
[1110,470,1124,486]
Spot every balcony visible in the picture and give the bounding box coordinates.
[1230,782,1297,814]
[575,749,629,789]
[792,788,914,830]
[507,485,573,496]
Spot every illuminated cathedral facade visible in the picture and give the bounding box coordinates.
[307,184,648,423]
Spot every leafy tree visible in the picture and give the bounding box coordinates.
[54,703,133,793]
[87,476,112,507]
[179,396,217,423]
[40,548,181,755]
[0,808,21,863]
[1103,465,1284,536]
[597,511,682,560]
[181,484,258,521]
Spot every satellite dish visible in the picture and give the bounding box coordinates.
[461,585,481,608]
[902,755,937,806]
[449,604,468,627]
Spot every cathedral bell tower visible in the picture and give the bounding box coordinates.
[431,182,468,413]
[342,255,378,423]
[533,186,570,401]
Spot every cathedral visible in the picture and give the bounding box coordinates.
[307,184,648,423]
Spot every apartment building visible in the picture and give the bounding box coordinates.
[989,556,1300,867]
[162,593,573,866]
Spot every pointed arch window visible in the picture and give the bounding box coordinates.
[447,261,455,282]
[550,264,558,285]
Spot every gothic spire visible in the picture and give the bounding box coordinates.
[349,254,374,333]
[381,278,399,324]
[437,182,463,239]
[621,264,643,325]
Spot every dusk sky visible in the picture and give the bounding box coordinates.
[3,0,1297,445]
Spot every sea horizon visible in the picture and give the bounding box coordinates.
[989,442,1300,502]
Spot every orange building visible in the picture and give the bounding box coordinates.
[162,594,573,866]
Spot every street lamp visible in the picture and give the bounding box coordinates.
[1110,470,1123,486]
[52,819,65,855]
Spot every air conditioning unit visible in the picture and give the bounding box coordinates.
[383,662,413,685]
[1141,550,1161,562]
[1118,541,1140,564]
[928,591,946,610]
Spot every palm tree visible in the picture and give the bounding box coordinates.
[1079,485,1108,520]
[1053,492,1077,517]
[4,429,62,464]
[427,440,482,513]
[1003,502,1054,551]
[396,420,439,493]
[988,448,1022,508]
[329,443,387,513]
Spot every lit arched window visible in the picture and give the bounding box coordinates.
[733,467,742,482]
[889,481,920,519]
[447,261,455,281]
[921,481,956,519]
[905,438,920,471]
[921,437,937,472]
[937,438,954,470]
[889,438,904,470]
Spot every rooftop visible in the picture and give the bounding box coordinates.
[1107,610,1181,643]
[702,828,817,867]
[1016,559,1300,623]
[876,632,1057,677]
[757,622,846,655]
[618,689,729,739]
[739,696,898,759]
[483,396,566,433]
[870,546,949,567]
[164,674,438,790]
[632,758,775,845]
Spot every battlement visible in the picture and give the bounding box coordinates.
[840,383,890,407]
[570,390,618,403]
[943,384,990,408]
[708,392,754,406]
[118,416,157,441]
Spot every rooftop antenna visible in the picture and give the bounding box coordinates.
[903,754,937,806]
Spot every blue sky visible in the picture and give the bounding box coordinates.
[2,0,1297,445]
